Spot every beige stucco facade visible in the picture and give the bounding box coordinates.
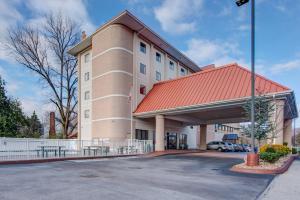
[76,22,199,145]
[72,11,296,151]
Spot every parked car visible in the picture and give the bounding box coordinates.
[226,142,235,152]
[242,144,251,152]
[233,144,240,152]
[207,141,230,152]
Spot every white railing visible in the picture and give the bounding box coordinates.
[0,137,153,161]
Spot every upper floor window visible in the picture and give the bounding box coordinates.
[156,52,161,62]
[155,71,161,81]
[84,91,90,100]
[140,42,146,54]
[169,61,175,70]
[84,72,90,81]
[140,85,146,95]
[180,67,187,76]
[84,53,90,63]
[84,109,90,118]
[140,63,146,75]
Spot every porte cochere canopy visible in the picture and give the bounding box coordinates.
[134,63,297,151]
[134,63,298,124]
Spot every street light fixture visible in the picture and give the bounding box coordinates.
[236,0,256,156]
[236,0,250,7]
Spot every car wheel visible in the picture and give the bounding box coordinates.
[217,147,222,152]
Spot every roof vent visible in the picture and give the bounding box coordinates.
[201,64,215,71]
[81,31,87,41]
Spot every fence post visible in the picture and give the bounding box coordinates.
[26,139,30,159]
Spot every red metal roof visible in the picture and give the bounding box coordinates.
[134,63,290,114]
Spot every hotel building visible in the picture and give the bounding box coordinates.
[69,11,298,151]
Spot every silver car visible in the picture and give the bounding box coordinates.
[226,142,235,152]
[207,141,229,152]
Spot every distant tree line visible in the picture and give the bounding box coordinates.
[0,76,43,138]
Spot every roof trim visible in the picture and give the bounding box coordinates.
[68,10,200,72]
[134,90,293,118]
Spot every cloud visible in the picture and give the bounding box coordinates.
[0,0,23,61]
[237,24,250,31]
[183,38,243,67]
[154,0,203,34]
[25,0,96,34]
[270,59,300,74]
[0,65,21,94]
[0,0,94,119]
[20,97,55,118]
[218,5,232,17]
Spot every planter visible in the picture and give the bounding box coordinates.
[246,153,259,166]
[231,155,297,174]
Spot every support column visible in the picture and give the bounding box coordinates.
[272,100,285,145]
[199,124,207,150]
[283,119,292,146]
[155,115,165,151]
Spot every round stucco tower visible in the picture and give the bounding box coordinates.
[92,24,133,139]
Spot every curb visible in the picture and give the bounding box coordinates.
[0,154,139,165]
[230,155,297,174]
[143,150,205,158]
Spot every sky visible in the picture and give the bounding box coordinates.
[0,0,299,127]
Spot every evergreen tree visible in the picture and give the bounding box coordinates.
[242,95,276,147]
[26,111,43,138]
[0,76,27,137]
[0,76,43,138]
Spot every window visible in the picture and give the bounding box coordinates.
[156,52,161,62]
[155,71,161,81]
[84,72,89,81]
[135,129,149,140]
[84,91,90,100]
[140,42,146,53]
[169,61,174,70]
[180,67,187,76]
[140,85,146,95]
[84,53,90,63]
[140,63,146,74]
[84,110,90,118]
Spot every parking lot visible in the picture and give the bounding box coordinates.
[0,153,273,200]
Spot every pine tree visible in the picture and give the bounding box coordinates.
[0,76,27,137]
[27,111,43,138]
[242,95,276,147]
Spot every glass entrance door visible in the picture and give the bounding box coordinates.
[166,133,177,149]
[179,134,188,149]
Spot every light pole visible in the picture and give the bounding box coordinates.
[236,0,256,154]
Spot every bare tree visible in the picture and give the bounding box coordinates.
[7,13,79,138]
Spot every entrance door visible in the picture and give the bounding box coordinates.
[179,134,188,149]
[166,133,177,149]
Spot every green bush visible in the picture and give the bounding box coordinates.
[260,152,281,163]
[265,147,276,153]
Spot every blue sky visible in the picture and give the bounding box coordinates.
[0,0,299,127]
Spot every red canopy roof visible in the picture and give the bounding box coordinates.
[134,63,290,114]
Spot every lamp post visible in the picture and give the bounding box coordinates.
[236,0,258,164]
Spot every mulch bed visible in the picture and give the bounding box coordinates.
[230,155,298,174]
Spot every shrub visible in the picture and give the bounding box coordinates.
[260,152,281,163]
[292,148,298,154]
[265,147,276,153]
[260,144,291,156]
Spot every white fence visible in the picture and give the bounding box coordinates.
[0,137,153,161]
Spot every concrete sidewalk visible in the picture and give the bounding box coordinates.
[259,158,300,200]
